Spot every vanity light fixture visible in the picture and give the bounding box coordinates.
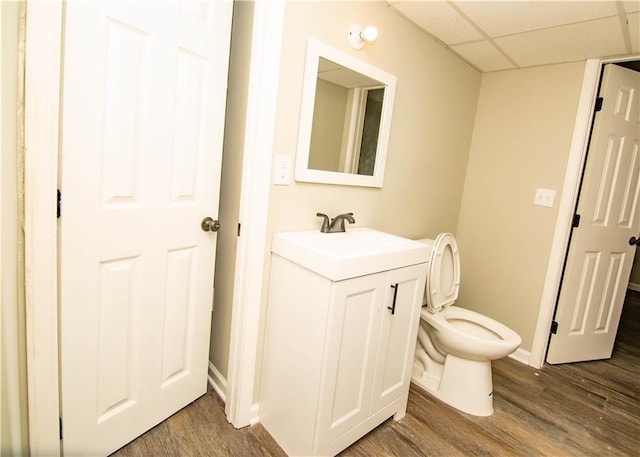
[348,24,378,50]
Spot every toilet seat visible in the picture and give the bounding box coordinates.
[420,306,522,360]
[425,233,460,313]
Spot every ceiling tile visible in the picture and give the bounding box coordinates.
[451,41,515,72]
[453,0,618,37]
[387,0,639,72]
[389,0,484,44]
[496,17,628,68]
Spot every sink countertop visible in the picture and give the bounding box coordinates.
[272,227,430,281]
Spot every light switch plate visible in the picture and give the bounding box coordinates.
[534,188,556,208]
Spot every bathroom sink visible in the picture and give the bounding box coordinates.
[272,227,430,281]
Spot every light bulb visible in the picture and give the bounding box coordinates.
[361,25,378,44]
[348,24,379,50]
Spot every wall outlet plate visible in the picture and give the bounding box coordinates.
[534,188,556,208]
[273,154,291,185]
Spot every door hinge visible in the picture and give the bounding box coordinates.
[237,222,241,237]
[59,416,63,440]
[572,213,581,228]
[550,320,558,334]
[594,97,604,112]
[57,189,62,218]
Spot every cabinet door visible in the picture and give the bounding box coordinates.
[371,263,427,412]
[315,272,385,450]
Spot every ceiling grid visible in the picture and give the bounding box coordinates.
[386,0,640,72]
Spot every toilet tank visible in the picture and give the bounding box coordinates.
[416,238,435,254]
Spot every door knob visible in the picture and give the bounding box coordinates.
[201,217,221,232]
[629,236,640,246]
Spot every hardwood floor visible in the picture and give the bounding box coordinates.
[112,292,640,456]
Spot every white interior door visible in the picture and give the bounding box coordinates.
[547,64,640,364]
[59,1,232,455]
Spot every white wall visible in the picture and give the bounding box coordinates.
[456,62,587,352]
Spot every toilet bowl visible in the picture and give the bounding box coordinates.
[411,233,521,416]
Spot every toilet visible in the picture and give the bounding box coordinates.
[411,233,521,416]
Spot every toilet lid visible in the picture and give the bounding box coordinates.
[425,233,460,312]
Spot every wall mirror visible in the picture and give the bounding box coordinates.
[295,38,397,187]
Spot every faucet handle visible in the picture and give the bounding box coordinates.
[329,212,355,233]
[316,213,331,233]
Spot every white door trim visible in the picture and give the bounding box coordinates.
[24,0,286,452]
[23,1,62,455]
[225,0,285,427]
[531,54,640,368]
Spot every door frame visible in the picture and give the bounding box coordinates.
[24,1,285,454]
[531,54,640,369]
[225,0,285,427]
[24,2,63,455]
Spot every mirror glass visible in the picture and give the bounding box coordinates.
[295,39,397,187]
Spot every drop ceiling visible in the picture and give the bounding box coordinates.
[385,0,640,72]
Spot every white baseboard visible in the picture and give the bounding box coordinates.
[509,283,640,369]
[208,362,227,402]
[249,403,260,425]
[208,361,260,425]
[628,282,640,292]
[508,347,531,366]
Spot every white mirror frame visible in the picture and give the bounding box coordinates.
[295,38,397,187]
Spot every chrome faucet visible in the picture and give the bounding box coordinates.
[316,212,356,233]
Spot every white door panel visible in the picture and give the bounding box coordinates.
[315,273,384,449]
[59,1,231,455]
[548,64,640,364]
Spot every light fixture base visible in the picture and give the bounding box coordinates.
[348,24,365,50]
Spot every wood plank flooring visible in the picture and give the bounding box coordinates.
[112,292,640,456]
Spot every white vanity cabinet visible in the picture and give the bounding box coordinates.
[259,229,429,457]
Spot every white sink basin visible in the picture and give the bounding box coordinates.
[271,227,430,281]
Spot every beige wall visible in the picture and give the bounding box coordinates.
[1,1,28,455]
[456,62,586,352]
[253,1,481,393]
[211,1,591,401]
[270,1,480,237]
[308,79,348,172]
[209,1,255,379]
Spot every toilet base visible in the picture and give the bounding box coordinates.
[411,354,494,416]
